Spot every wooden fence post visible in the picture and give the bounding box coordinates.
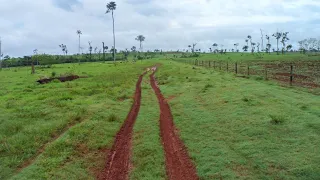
[290,65,293,86]
[235,62,238,74]
[265,66,268,80]
[226,61,229,72]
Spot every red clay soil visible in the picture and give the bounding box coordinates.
[150,69,199,180]
[98,72,146,180]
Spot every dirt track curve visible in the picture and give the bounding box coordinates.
[98,72,146,180]
[150,68,199,180]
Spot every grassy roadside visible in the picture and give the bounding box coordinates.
[155,60,320,179]
[0,61,153,179]
[130,71,166,180]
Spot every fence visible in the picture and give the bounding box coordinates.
[174,59,320,88]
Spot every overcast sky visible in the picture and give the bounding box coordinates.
[0,0,320,57]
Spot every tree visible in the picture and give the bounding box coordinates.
[234,43,239,52]
[106,1,117,62]
[102,42,108,62]
[286,44,293,52]
[188,45,192,52]
[272,31,282,55]
[31,49,37,74]
[308,38,318,51]
[192,43,197,53]
[257,42,260,53]
[251,42,256,53]
[135,35,146,52]
[131,46,137,52]
[59,44,68,55]
[0,37,2,70]
[243,45,249,52]
[260,29,264,51]
[76,30,82,55]
[88,41,93,61]
[247,35,253,54]
[122,48,129,60]
[280,32,289,54]
[209,47,212,52]
[266,35,271,54]
[212,43,218,53]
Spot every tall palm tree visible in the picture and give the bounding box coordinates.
[135,35,146,52]
[106,1,116,62]
[76,30,82,55]
[234,43,239,52]
[247,35,253,54]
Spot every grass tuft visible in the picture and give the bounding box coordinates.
[107,114,120,122]
[269,115,286,125]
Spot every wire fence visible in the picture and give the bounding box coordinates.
[174,59,320,88]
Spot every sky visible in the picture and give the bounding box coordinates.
[0,0,320,57]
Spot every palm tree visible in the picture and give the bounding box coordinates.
[212,43,218,53]
[234,43,239,52]
[135,35,146,52]
[188,45,192,52]
[281,32,289,54]
[286,44,293,52]
[272,31,282,55]
[76,30,82,55]
[247,35,253,53]
[106,1,117,62]
[59,44,67,55]
[266,35,271,54]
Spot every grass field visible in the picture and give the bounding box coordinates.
[0,55,319,179]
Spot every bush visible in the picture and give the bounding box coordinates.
[108,114,120,122]
[51,71,56,77]
[269,115,286,125]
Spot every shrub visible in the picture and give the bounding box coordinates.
[269,115,286,125]
[51,71,56,77]
[108,114,120,122]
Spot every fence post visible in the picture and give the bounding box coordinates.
[235,62,238,74]
[247,64,250,76]
[265,66,268,80]
[226,61,229,72]
[290,65,293,86]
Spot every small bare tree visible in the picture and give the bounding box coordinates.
[272,31,282,55]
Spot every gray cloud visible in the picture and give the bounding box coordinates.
[52,0,82,11]
[0,0,319,57]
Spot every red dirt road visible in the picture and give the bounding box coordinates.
[98,72,146,180]
[150,69,199,180]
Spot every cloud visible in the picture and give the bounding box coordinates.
[0,0,319,57]
[52,0,82,11]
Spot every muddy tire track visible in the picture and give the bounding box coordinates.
[98,72,146,180]
[149,68,199,180]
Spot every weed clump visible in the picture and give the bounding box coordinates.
[51,72,56,77]
[269,115,286,125]
[242,97,250,102]
[201,84,213,92]
[108,114,120,122]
